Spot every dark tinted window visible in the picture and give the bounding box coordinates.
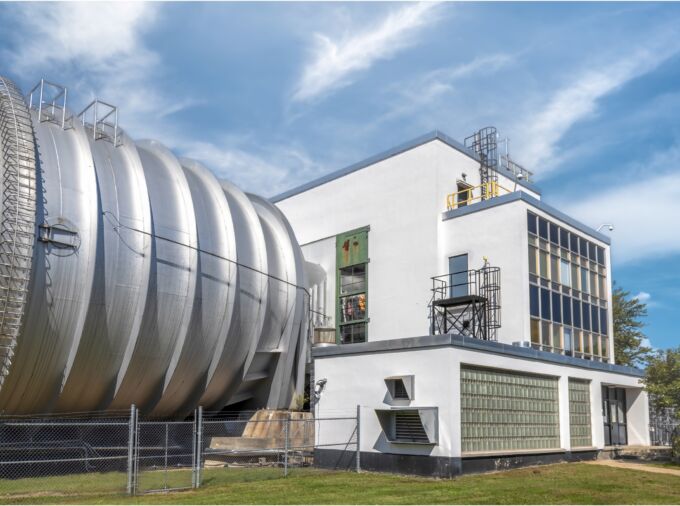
[600,308,608,334]
[552,291,562,323]
[560,228,569,249]
[589,243,597,262]
[528,212,537,235]
[580,238,589,258]
[530,285,540,317]
[541,288,551,320]
[582,302,591,331]
[597,246,605,266]
[562,296,572,326]
[538,217,548,240]
[550,223,559,245]
[572,299,581,328]
[570,234,579,254]
[591,305,599,334]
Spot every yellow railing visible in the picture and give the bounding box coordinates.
[446,181,512,210]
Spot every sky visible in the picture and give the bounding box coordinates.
[0,2,678,350]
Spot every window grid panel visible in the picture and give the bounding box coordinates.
[569,379,593,448]
[461,367,561,453]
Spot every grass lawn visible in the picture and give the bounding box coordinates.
[1,463,680,504]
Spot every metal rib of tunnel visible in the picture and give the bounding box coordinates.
[0,76,308,418]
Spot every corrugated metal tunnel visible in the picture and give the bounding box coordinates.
[0,76,309,418]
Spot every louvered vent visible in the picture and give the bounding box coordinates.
[393,379,409,399]
[394,411,429,443]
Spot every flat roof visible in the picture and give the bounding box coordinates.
[313,334,642,377]
[271,130,540,203]
[442,191,612,245]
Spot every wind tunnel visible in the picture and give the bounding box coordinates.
[0,76,309,418]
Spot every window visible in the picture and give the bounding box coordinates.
[573,299,581,328]
[582,302,591,331]
[562,295,572,326]
[539,250,549,279]
[449,254,469,298]
[527,212,610,361]
[530,285,540,317]
[564,328,573,355]
[528,212,537,235]
[538,217,548,240]
[560,259,571,286]
[529,247,538,275]
[336,229,368,344]
[456,182,472,207]
[550,255,559,282]
[549,223,559,246]
[552,291,562,323]
[541,288,551,320]
[581,269,589,294]
[531,318,540,344]
[339,264,366,295]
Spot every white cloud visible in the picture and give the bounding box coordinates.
[292,2,440,103]
[562,146,680,265]
[374,53,514,127]
[3,2,194,138]
[634,292,651,303]
[514,43,680,174]
[179,138,325,196]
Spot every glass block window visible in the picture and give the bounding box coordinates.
[461,366,561,453]
[569,379,592,448]
[527,211,610,361]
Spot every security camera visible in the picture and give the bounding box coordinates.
[313,378,327,400]
[608,225,614,232]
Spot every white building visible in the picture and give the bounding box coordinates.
[272,128,649,477]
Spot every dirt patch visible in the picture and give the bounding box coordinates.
[586,460,680,477]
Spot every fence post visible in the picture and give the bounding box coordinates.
[127,404,136,495]
[192,408,197,489]
[196,406,203,488]
[284,414,290,477]
[356,405,361,473]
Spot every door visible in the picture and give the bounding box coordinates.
[449,254,469,298]
[602,387,628,446]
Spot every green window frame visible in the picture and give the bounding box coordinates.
[336,227,369,344]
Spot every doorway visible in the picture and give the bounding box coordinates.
[602,387,627,446]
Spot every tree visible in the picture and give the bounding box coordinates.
[644,348,680,460]
[612,284,653,367]
[644,348,680,414]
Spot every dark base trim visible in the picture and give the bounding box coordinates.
[314,448,599,478]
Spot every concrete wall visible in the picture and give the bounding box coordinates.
[314,345,649,460]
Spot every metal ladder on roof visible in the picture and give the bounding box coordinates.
[0,77,37,390]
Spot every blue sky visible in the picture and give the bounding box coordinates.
[1,2,678,349]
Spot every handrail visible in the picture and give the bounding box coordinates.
[446,181,512,210]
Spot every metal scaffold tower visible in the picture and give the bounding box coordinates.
[430,262,501,341]
[465,127,499,201]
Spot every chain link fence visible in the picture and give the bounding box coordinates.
[0,407,359,498]
[649,400,679,447]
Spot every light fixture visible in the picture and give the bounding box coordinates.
[597,224,614,232]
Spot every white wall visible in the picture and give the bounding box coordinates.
[314,347,648,458]
[278,140,482,341]
[440,200,529,344]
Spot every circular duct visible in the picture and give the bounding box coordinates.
[0,76,308,417]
